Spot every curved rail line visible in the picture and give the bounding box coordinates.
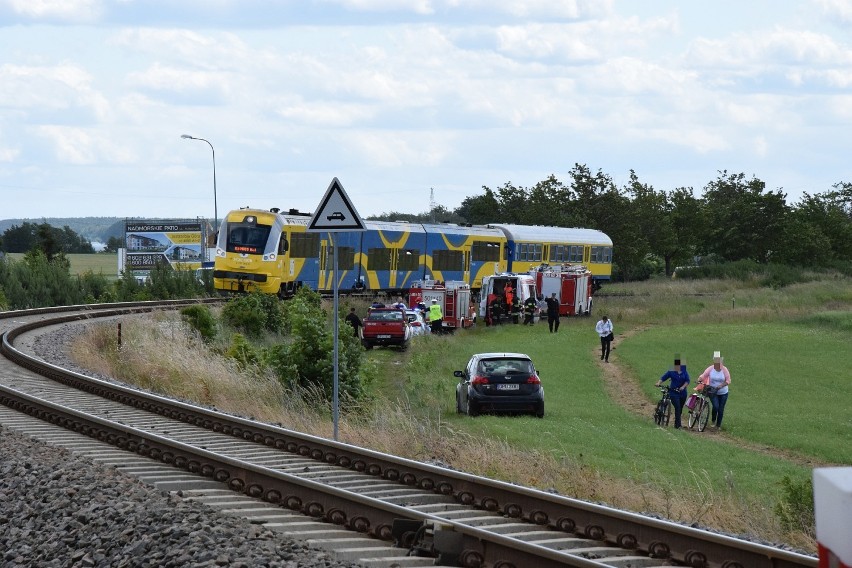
[0,302,818,568]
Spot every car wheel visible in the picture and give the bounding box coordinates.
[456,392,463,414]
[361,340,373,350]
[535,403,545,418]
[466,398,479,417]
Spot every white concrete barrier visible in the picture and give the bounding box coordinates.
[813,467,852,568]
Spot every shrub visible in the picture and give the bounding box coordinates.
[220,293,286,337]
[114,270,148,301]
[264,292,365,403]
[774,475,815,536]
[180,304,217,342]
[225,333,262,369]
[147,263,205,300]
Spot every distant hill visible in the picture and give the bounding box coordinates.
[0,217,125,244]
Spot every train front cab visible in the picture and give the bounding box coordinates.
[214,209,311,297]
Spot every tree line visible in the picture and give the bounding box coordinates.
[372,166,852,280]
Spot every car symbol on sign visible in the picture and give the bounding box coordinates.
[326,212,346,221]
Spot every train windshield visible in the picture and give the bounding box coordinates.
[225,223,272,255]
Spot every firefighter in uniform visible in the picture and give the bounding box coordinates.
[523,296,537,325]
[511,295,521,324]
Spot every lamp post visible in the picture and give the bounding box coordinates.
[181,134,218,235]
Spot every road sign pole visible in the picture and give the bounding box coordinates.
[305,177,365,443]
[332,233,340,441]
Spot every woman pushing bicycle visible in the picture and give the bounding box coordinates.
[655,356,690,429]
[697,351,731,430]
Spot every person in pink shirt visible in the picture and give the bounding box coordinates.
[698,350,731,429]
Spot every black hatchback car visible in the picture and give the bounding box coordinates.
[454,352,544,418]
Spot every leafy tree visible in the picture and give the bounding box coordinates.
[105,236,124,253]
[0,221,94,254]
[785,186,852,264]
[456,187,501,224]
[699,171,789,263]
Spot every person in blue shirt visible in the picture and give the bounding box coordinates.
[655,357,690,429]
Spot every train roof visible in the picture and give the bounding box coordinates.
[488,224,612,246]
[419,223,505,238]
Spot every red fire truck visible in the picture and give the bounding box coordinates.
[530,264,593,317]
[408,280,475,331]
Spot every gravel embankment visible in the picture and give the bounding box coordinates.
[0,324,366,568]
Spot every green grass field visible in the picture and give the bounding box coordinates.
[7,253,119,277]
[372,276,852,507]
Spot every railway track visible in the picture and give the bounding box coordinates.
[0,301,819,568]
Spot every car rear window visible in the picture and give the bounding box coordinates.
[366,311,403,321]
[479,359,534,374]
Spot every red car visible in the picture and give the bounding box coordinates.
[361,308,412,350]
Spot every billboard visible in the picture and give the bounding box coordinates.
[123,219,208,277]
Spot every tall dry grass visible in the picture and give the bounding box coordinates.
[68,308,812,550]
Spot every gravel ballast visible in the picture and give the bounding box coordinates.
[0,324,367,568]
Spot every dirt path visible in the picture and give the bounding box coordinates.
[596,326,838,469]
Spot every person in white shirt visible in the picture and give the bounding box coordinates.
[595,315,614,362]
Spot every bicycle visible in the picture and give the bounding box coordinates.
[653,386,672,427]
[686,386,716,431]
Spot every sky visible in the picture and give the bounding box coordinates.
[1,0,852,223]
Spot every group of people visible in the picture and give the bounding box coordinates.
[655,351,731,429]
[591,315,732,430]
[485,282,522,325]
[345,297,446,338]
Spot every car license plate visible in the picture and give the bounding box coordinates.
[377,334,391,339]
[496,384,519,390]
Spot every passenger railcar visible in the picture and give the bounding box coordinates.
[488,224,613,285]
[213,207,613,297]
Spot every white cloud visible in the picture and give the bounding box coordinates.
[812,0,852,25]
[3,0,102,22]
[275,100,376,127]
[0,63,110,121]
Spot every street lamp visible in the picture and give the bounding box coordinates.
[181,134,218,235]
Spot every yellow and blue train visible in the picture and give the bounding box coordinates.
[213,207,613,297]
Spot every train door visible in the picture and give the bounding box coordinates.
[319,239,330,291]
[463,249,471,284]
[583,245,591,265]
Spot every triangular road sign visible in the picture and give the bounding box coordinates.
[307,177,366,232]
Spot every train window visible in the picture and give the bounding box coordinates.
[278,235,289,254]
[570,245,584,262]
[398,249,420,271]
[550,245,565,262]
[368,248,392,270]
[290,233,320,258]
[328,245,354,269]
[432,249,463,270]
[591,246,612,263]
[226,224,272,255]
[517,243,542,262]
[472,241,500,262]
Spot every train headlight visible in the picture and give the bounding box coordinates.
[263,253,277,262]
[216,248,226,258]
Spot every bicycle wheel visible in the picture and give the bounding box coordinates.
[653,401,663,425]
[697,399,711,431]
[663,400,672,426]
[687,399,699,429]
